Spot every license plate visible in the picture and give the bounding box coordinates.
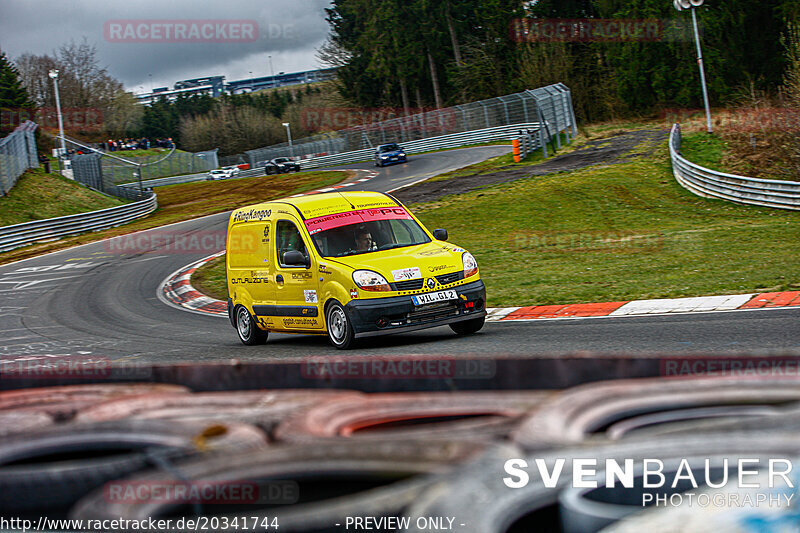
[412,290,458,306]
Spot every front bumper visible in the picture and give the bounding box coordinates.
[344,279,486,338]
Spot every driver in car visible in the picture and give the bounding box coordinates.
[355,227,376,252]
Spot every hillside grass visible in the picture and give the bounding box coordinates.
[410,135,800,306]
[0,168,125,227]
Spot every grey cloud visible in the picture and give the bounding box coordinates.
[0,0,332,89]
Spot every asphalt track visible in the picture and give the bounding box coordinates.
[0,145,798,370]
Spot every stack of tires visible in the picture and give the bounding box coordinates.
[1,376,798,532]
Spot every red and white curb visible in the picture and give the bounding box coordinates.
[158,252,228,317]
[289,169,379,197]
[488,292,800,321]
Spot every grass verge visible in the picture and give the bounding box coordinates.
[0,168,125,227]
[411,137,800,306]
[0,170,352,266]
[191,255,228,300]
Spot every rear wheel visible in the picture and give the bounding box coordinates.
[450,316,485,336]
[326,301,355,350]
[235,306,267,345]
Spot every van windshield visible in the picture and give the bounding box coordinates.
[305,208,430,257]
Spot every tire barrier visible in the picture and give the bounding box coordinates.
[0,383,190,423]
[5,377,800,528]
[0,411,54,436]
[408,433,800,533]
[274,391,551,443]
[513,376,800,450]
[70,439,490,532]
[0,419,268,516]
[76,390,363,437]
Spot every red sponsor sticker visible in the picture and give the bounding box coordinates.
[304,207,412,234]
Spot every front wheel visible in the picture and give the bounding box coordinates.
[450,316,485,336]
[326,301,355,349]
[235,306,268,345]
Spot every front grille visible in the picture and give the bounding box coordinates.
[407,302,459,324]
[436,271,464,285]
[394,279,424,291]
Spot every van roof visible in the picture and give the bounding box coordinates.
[230,191,401,224]
[276,191,400,219]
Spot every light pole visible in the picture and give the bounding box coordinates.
[673,0,712,133]
[48,70,68,161]
[282,122,293,158]
[269,55,275,87]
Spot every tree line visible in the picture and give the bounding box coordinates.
[322,0,800,122]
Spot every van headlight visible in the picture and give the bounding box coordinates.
[462,252,478,278]
[353,270,391,291]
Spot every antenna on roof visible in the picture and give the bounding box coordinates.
[336,190,356,210]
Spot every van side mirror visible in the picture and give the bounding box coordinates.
[433,229,448,241]
[283,250,309,267]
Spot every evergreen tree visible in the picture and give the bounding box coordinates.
[0,51,36,137]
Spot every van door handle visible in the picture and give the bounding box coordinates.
[276,274,284,284]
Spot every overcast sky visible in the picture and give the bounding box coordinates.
[0,0,333,92]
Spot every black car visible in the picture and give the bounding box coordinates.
[264,157,301,175]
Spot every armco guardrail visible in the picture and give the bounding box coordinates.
[0,193,158,253]
[670,123,800,211]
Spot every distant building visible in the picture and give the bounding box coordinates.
[135,68,337,104]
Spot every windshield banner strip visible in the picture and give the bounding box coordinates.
[305,207,412,233]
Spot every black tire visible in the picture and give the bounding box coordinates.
[0,383,189,424]
[450,316,485,336]
[0,419,267,515]
[70,439,487,529]
[77,390,364,434]
[512,376,800,451]
[274,391,550,443]
[235,305,268,345]
[325,300,355,349]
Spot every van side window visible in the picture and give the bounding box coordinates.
[277,220,309,267]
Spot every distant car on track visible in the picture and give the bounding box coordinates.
[206,167,239,180]
[265,157,301,175]
[374,143,407,167]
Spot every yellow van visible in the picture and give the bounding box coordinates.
[226,191,486,349]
